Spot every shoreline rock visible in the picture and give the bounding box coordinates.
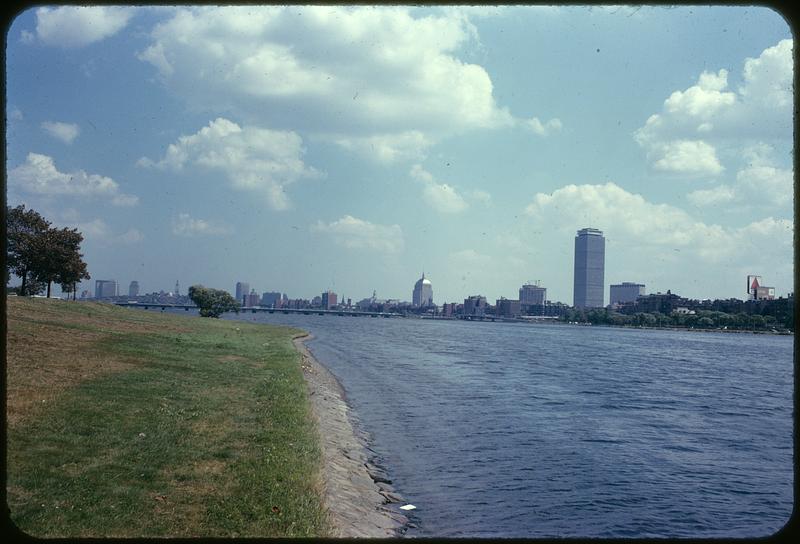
[293,334,409,538]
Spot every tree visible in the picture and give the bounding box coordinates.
[6,205,90,298]
[6,205,50,296]
[188,285,241,318]
[58,246,91,300]
[32,227,89,298]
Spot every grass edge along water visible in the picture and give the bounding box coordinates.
[5,296,331,537]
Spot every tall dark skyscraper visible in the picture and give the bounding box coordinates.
[573,228,605,308]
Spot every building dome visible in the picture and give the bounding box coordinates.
[415,273,432,287]
[412,273,433,307]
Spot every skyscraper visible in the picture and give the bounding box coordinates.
[235,282,249,304]
[573,228,605,308]
[129,280,140,298]
[95,279,118,299]
[412,273,433,307]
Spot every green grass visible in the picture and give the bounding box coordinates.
[6,298,330,537]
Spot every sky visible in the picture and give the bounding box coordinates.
[5,5,794,304]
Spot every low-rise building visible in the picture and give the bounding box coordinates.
[463,295,487,317]
[496,298,521,318]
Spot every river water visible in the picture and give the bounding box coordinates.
[219,312,792,538]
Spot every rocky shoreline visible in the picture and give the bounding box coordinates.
[293,334,412,537]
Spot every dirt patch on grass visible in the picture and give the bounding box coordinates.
[216,355,248,364]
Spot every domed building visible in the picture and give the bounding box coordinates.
[412,273,433,307]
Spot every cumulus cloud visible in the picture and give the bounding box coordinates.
[138,118,321,210]
[635,40,793,176]
[411,164,470,213]
[8,153,138,206]
[311,215,404,253]
[137,6,514,159]
[523,117,562,137]
[331,131,433,163]
[41,121,80,144]
[523,182,792,266]
[35,6,134,47]
[171,213,233,237]
[73,219,143,245]
[650,140,724,176]
[686,185,736,207]
[687,144,793,210]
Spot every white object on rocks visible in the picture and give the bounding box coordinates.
[399,504,416,511]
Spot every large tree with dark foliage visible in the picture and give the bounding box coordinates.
[6,205,90,297]
[7,205,50,295]
[188,284,241,318]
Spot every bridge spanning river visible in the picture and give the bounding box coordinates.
[114,301,401,318]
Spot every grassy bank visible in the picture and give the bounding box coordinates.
[5,297,329,537]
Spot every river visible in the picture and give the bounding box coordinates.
[221,312,792,537]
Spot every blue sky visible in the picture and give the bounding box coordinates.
[6,5,793,304]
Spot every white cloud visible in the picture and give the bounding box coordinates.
[138,6,514,159]
[311,215,404,253]
[663,69,736,119]
[635,40,793,175]
[524,117,563,136]
[8,107,23,121]
[468,189,492,206]
[411,164,469,213]
[171,213,233,237]
[740,39,793,110]
[650,140,724,176]
[139,118,321,210]
[686,185,736,207]
[523,182,793,267]
[8,153,138,206]
[687,144,792,210]
[331,131,433,163]
[35,6,134,47]
[20,30,34,44]
[73,219,143,245]
[41,121,80,144]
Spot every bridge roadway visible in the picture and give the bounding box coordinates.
[114,302,401,318]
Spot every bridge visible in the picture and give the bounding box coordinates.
[114,301,402,318]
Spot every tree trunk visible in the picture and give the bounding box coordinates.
[47,281,51,298]
[20,267,27,296]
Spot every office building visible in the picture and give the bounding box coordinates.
[573,228,605,308]
[235,282,249,304]
[519,283,546,305]
[610,282,645,304]
[496,298,521,318]
[261,291,283,308]
[412,273,433,307]
[464,295,487,317]
[322,291,337,310]
[245,289,260,307]
[128,280,140,298]
[95,279,118,299]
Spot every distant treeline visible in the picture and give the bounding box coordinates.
[561,307,793,332]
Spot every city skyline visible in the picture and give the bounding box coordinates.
[6,6,793,303]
